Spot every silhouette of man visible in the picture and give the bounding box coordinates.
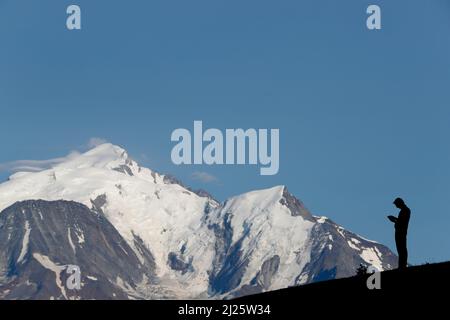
[387,198,411,269]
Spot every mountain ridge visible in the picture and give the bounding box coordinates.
[0,143,397,299]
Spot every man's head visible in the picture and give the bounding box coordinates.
[393,197,406,209]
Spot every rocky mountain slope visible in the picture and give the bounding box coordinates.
[0,200,155,299]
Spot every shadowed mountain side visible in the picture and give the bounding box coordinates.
[0,200,156,300]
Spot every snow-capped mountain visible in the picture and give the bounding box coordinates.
[0,144,218,298]
[0,143,397,299]
[207,186,396,298]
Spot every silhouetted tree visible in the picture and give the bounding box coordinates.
[356,263,368,276]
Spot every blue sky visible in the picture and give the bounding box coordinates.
[1,0,449,264]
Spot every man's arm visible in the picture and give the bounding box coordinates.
[387,215,398,223]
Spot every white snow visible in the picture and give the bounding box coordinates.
[212,186,315,292]
[356,235,380,244]
[75,228,85,245]
[360,247,384,271]
[336,227,346,238]
[374,246,383,258]
[17,221,31,264]
[67,228,76,253]
[33,253,67,299]
[315,216,327,224]
[347,238,361,251]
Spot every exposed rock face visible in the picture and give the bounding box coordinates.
[295,216,397,284]
[0,200,156,300]
[279,187,315,221]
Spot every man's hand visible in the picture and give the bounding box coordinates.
[387,215,397,223]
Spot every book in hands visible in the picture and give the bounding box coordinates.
[387,215,397,223]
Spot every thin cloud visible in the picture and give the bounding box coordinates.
[87,137,109,148]
[191,171,219,184]
[0,137,108,174]
[0,151,80,174]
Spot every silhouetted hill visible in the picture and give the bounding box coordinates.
[1,263,448,318]
[235,261,450,313]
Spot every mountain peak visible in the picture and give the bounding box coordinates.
[81,143,129,163]
[84,143,127,157]
[56,143,135,172]
[221,185,314,221]
[279,187,315,221]
[228,185,314,220]
[227,185,285,205]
